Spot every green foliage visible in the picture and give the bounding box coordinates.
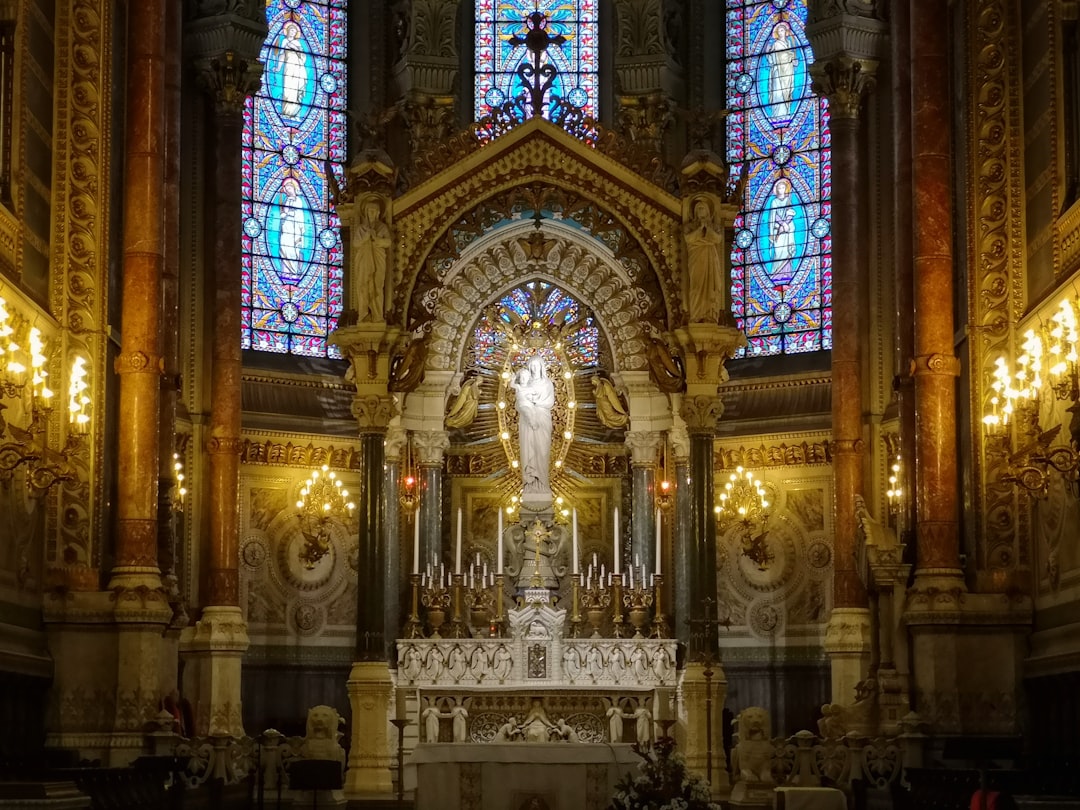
[608,736,721,810]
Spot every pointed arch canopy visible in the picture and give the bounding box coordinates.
[389,117,684,373]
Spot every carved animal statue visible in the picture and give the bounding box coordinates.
[301,705,346,764]
[731,706,773,784]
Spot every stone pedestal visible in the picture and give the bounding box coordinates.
[679,662,730,797]
[179,606,249,737]
[344,661,394,797]
[823,607,872,704]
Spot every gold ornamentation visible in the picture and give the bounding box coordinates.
[352,395,397,431]
[239,438,361,470]
[716,441,832,469]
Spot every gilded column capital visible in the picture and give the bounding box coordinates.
[625,431,663,466]
[352,395,398,433]
[616,92,675,154]
[185,4,268,114]
[679,395,723,435]
[412,430,450,465]
[808,56,880,120]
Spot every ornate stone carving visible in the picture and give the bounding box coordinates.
[613,0,664,57]
[625,431,661,465]
[716,440,832,469]
[413,429,450,464]
[616,92,674,154]
[397,0,459,59]
[679,395,722,433]
[352,395,397,431]
[239,438,362,470]
[401,92,458,160]
[808,56,877,120]
[185,4,267,113]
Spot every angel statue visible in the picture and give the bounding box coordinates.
[445,375,480,430]
[592,375,629,429]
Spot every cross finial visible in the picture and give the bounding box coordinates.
[509,12,567,118]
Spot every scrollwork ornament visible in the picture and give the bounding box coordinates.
[352,395,397,431]
[679,395,723,433]
[206,436,245,456]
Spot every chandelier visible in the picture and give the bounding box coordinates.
[295,465,355,569]
[714,466,774,570]
[982,293,1080,497]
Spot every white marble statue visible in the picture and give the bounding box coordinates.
[685,198,725,323]
[447,645,467,682]
[423,705,443,743]
[494,716,520,742]
[451,703,469,742]
[493,645,513,682]
[607,704,625,743]
[633,705,652,746]
[511,356,555,495]
[521,698,556,742]
[554,718,579,743]
[401,646,422,682]
[564,646,582,682]
[586,646,604,681]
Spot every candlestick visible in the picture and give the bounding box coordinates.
[572,508,579,574]
[614,506,620,574]
[456,508,463,574]
[413,512,421,575]
[655,508,662,576]
[497,508,504,574]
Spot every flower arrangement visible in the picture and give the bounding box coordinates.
[608,736,721,810]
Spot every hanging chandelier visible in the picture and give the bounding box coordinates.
[295,465,355,569]
[714,466,774,570]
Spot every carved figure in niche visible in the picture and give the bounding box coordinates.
[563,646,582,682]
[685,198,725,324]
[630,645,649,679]
[493,645,513,682]
[633,705,652,746]
[352,197,390,322]
[401,646,422,682]
[389,333,427,393]
[445,374,480,429]
[607,703,626,743]
[731,706,774,783]
[301,705,346,765]
[423,646,445,680]
[451,703,469,742]
[511,356,556,495]
[494,715,520,742]
[422,705,443,743]
[609,645,626,678]
[645,330,684,393]
[592,375,629,429]
[447,645,467,682]
[651,645,672,681]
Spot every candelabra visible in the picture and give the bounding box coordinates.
[295,465,355,569]
[420,576,451,639]
[464,556,496,634]
[649,573,669,638]
[403,573,423,638]
[622,581,655,639]
[715,466,774,571]
[982,294,1080,497]
[580,579,612,638]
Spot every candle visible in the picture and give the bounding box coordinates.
[396,688,408,722]
[629,565,634,589]
[497,508,504,574]
[572,509,579,574]
[655,508,662,576]
[613,507,620,574]
[413,513,421,575]
[456,508,463,574]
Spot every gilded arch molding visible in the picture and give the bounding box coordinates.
[390,119,684,331]
[425,224,651,374]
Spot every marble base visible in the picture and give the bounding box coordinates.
[405,742,640,810]
[178,605,249,737]
[823,607,872,704]
[344,661,393,797]
[679,662,730,797]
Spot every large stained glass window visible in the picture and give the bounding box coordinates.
[726,0,832,357]
[242,0,347,357]
[475,0,599,121]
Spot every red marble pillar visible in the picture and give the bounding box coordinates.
[205,99,244,608]
[910,0,962,575]
[830,110,868,609]
[112,0,166,584]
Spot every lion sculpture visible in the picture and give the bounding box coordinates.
[301,704,346,765]
[731,706,774,784]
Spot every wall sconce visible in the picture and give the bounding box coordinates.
[399,436,418,510]
[295,464,355,569]
[656,441,673,511]
[714,466,774,570]
[172,452,187,512]
[886,453,902,515]
[982,294,1080,497]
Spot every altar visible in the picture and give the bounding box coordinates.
[405,742,641,810]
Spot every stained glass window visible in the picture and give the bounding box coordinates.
[471,281,600,369]
[475,0,599,121]
[726,0,832,357]
[242,0,347,357]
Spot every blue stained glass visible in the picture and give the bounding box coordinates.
[726,0,831,357]
[243,0,347,358]
[475,0,599,121]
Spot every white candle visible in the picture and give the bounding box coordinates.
[413,513,421,575]
[456,508,463,574]
[613,507,620,574]
[629,564,634,589]
[655,508,662,576]
[572,508,579,574]
[497,508,504,574]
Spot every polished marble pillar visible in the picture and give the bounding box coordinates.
[385,428,405,651]
[670,429,692,648]
[910,0,963,581]
[414,430,449,570]
[681,397,721,658]
[626,431,660,576]
[111,0,166,591]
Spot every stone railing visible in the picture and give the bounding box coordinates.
[173,730,311,790]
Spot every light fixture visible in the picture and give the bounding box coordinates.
[714,466,773,570]
[982,292,1080,497]
[885,453,902,515]
[656,441,673,511]
[399,436,418,510]
[172,452,187,512]
[295,464,356,569]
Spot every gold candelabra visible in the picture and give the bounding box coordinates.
[715,466,774,570]
[295,464,355,569]
[983,294,1080,497]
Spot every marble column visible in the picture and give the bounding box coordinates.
[910,0,963,583]
[626,431,661,577]
[356,431,389,661]
[680,397,721,658]
[111,0,166,592]
[180,9,266,738]
[670,427,692,648]
[414,430,449,571]
[385,427,406,654]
